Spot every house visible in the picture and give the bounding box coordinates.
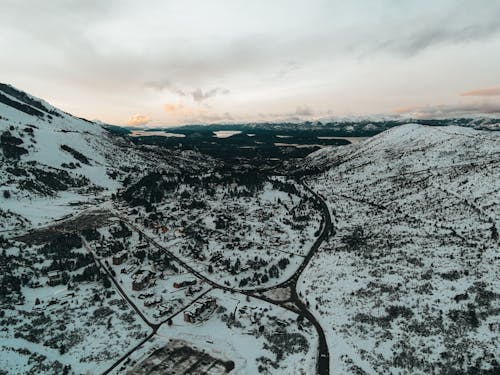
[144,296,162,307]
[137,242,148,250]
[184,297,217,323]
[132,271,153,291]
[47,271,63,286]
[173,279,197,289]
[112,250,128,265]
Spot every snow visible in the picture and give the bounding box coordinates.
[298,124,500,374]
[2,83,498,375]
[114,289,317,375]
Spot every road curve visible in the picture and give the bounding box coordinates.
[99,176,332,375]
[284,179,332,375]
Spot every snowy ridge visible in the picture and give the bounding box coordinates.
[0,84,212,231]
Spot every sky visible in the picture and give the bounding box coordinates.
[1,0,500,126]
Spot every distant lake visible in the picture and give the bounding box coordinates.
[130,130,186,138]
[213,130,242,138]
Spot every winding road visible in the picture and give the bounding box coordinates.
[92,177,332,375]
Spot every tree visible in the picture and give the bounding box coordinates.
[3,190,10,199]
[135,250,146,262]
[35,297,40,305]
[102,276,112,288]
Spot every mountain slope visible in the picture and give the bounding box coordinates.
[0,84,213,231]
[298,124,499,374]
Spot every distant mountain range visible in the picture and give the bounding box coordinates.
[107,117,500,138]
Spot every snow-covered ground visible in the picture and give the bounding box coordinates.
[0,84,213,233]
[298,124,500,374]
[115,289,317,375]
[118,179,321,290]
[0,242,151,375]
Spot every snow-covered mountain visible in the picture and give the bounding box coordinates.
[0,84,211,232]
[297,124,499,374]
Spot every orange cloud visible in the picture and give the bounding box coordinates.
[461,87,500,96]
[164,103,184,113]
[127,114,150,126]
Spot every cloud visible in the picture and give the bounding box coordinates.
[146,79,173,91]
[197,111,233,122]
[461,87,500,96]
[146,79,187,96]
[191,87,229,103]
[295,105,313,116]
[3,1,500,125]
[163,103,184,113]
[127,114,150,125]
[393,102,500,118]
[163,102,232,123]
[147,81,229,103]
[276,61,300,79]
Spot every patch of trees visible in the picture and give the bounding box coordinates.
[0,92,45,118]
[41,233,82,259]
[72,264,99,283]
[448,307,479,329]
[0,83,61,117]
[81,227,100,241]
[342,226,366,249]
[60,144,90,165]
[110,222,132,238]
[61,162,80,169]
[6,166,27,176]
[354,305,414,328]
[20,167,88,195]
[0,131,28,159]
[278,257,290,270]
[121,172,177,207]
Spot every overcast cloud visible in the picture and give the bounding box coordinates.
[1,0,500,125]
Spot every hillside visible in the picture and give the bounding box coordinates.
[297,124,499,374]
[0,84,212,232]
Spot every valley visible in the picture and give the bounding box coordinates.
[0,84,498,375]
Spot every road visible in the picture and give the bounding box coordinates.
[96,177,331,375]
[82,237,216,374]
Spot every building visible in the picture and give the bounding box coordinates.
[184,298,217,323]
[132,271,153,291]
[112,250,128,265]
[47,271,63,286]
[173,279,197,289]
[144,296,162,307]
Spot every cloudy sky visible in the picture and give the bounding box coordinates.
[1,0,500,126]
